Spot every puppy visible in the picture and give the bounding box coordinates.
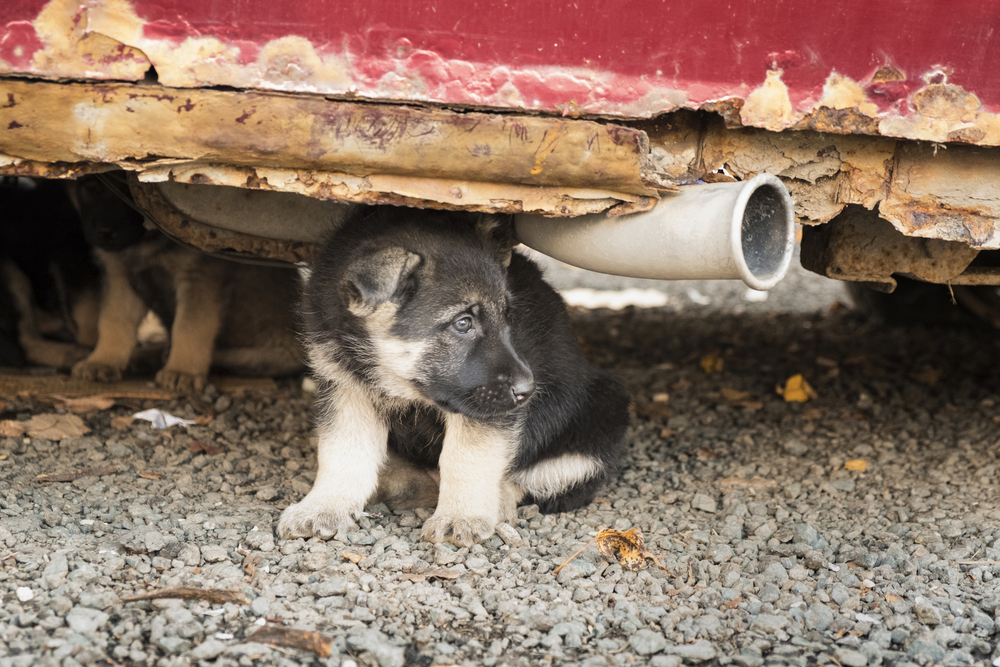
[69,175,304,391]
[0,176,101,369]
[278,206,630,546]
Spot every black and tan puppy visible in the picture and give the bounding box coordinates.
[69,176,304,392]
[278,206,630,546]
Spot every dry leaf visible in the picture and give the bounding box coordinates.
[24,413,89,440]
[695,447,722,460]
[190,440,225,456]
[34,464,121,483]
[246,624,332,658]
[700,352,723,374]
[341,552,362,564]
[911,365,942,385]
[720,387,751,402]
[122,587,250,605]
[778,374,817,403]
[242,553,262,578]
[556,528,672,577]
[110,416,134,429]
[659,428,676,438]
[398,568,463,583]
[724,596,742,609]
[194,414,214,425]
[0,420,25,437]
[845,459,867,472]
[55,395,115,413]
[138,470,162,480]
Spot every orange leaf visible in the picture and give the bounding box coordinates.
[845,459,867,472]
[700,353,723,374]
[778,374,817,403]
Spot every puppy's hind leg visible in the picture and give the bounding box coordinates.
[278,375,389,539]
[155,265,223,392]
[371,451,439,511]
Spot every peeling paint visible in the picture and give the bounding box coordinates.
[4,0,1000,148]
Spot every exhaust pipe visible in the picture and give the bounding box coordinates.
[514,174,795,291]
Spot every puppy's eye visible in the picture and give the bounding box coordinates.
[453,316,473,334]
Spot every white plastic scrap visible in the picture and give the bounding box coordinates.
[133,409,196,429]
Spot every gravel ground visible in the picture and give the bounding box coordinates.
[2,262,1000,667]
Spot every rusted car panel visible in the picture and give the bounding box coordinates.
[3,0,1000,281]
[4,0,1000,146]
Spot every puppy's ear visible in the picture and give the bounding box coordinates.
[346,247,422,317]
[475,214,516,267]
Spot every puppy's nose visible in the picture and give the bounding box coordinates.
[511,377,535,405]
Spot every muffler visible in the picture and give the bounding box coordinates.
[514,174,795,291]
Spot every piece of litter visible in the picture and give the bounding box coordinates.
[80,519,95,525]
[215,633,234,640]
[855,613,880,624]
[742,288,770,302]
[686,288,712,305]
[133,409,196,429]
[202,608,225,616]
[16,587,33,602]
[255,618,266,626]
[828,563,840,571]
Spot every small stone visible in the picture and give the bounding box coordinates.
[707,544,734,563]
[495,522,523,547]
[758,583,780,603]
[177,544,201,566]
[834,648,867,667]
[300,552,328,571]
[201,545,229,563]
[144,531,166,552]
[651,657,682,667]
[66,607,109,634]
[214,395,232,412]
[691,493,717,513]
[255,487,279,501]
[732,647,764,667]
[251,596,270,617]
[190,639,228,660]
[805,603,835,631]
[665,639,716,662]
[556,560,596,584]
[16,587,33,602]
[245,531,275,552]
[750,614,787,633]
[346,629,405,667]
[628,629,667,655]
[914,596,942,625]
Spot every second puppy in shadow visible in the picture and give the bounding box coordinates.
[70,176,304,392]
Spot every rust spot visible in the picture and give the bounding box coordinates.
[794,107,879,136]
[866,80,910,106]
[913,84,980,122]
[235,108,256,124]
[127,93,177,102]
[189,173,211,184]
[946,127,987,144]
[701,98,745,129]
[176,99,196,113]
[870,66,906,83]
[3,94,14,109]
[7,121,23,130]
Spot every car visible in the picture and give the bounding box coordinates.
[2,0,999,311]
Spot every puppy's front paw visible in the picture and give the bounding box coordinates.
[72,359,124,383]
[421,512,495,547]
[155,368,207,393]
[277,497,359,540]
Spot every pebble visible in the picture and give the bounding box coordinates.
[629,629,668,655]
[3,269,1000,667]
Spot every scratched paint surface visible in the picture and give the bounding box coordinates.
[3,0,1000,145]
